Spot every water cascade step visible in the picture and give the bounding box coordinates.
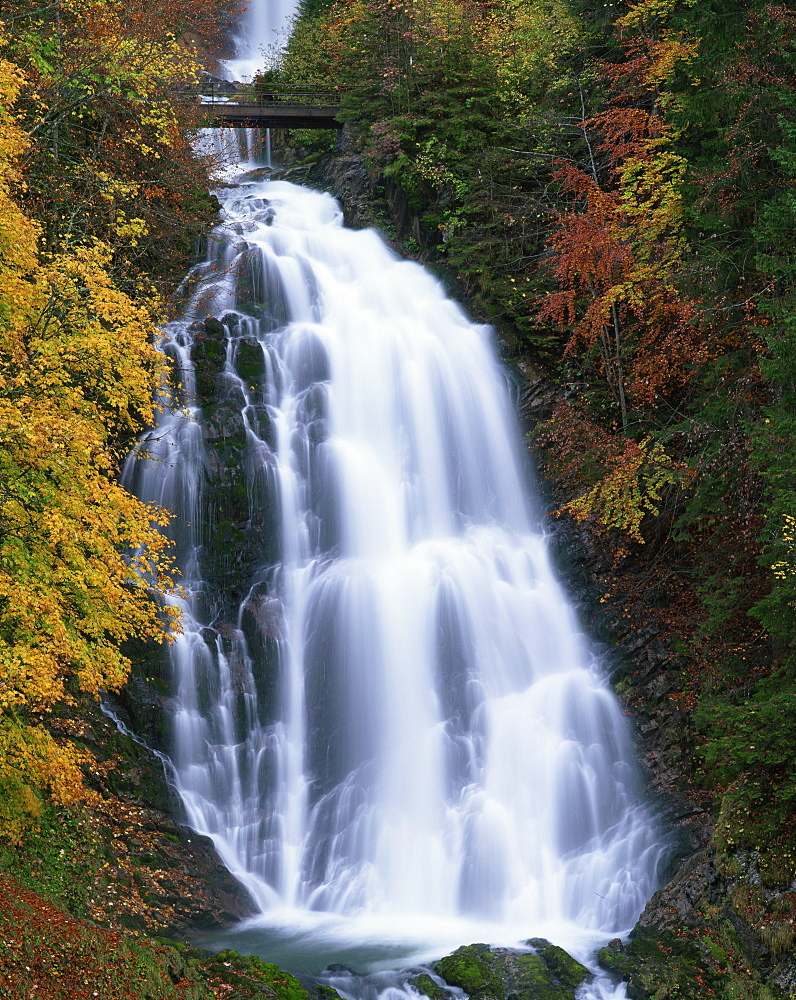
[123,175,664,985]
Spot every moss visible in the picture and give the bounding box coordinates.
[596,946,629,978]
[512,952,575,1000]
[436,944,504,997]
[703,936,731,966]
[597,923,782,1000]
[0,805,106,916]
[191,317,229,405]
[598,928,706,999]
[202,950,343,1000]
[410,972,450,1000]
[714,789,760,856]
[435,944,584,1000]
[527,939,589,990]
[759,849,796,891]
[235,337,266,380]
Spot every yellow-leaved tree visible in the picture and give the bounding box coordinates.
[0,33,179,843]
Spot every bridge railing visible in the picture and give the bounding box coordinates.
[187,82,346,109]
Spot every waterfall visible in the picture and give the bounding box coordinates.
[224,0,297,80]
[123,175,663,978]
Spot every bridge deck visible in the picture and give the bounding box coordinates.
[204,102,343,129]
[197,86,344,129]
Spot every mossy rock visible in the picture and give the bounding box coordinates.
[435,944,505,998]
[248,402,277,448]
[203,392,248,448]
[511,953,574,1000]
[597,926,726,1000]
[409,972,451,1000]
[202,951,343,1000]
[596,945,630,979]
[435,943,587,1000]
[192,317,229,404]
[235,337,266,381]
[526,939,590,990]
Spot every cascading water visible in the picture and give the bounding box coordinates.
[224,0,296,79]
[123,173,664,989]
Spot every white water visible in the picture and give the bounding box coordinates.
[224,0,297,79]
[124,174,663,992]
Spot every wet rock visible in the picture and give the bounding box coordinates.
[526,940,590,991]
[434,942,589,1000]
[198,71,241,96]
[235,336,266,381]
[248,402,276,447]
[201,950,344,1000]
[597,923,735,1000]
[203,389,247,444]
[409,972,451,1000]
[642,672,672,702]
[435,944,504,998]
[192,316,229,404]
[638,849,723,930]
[770,958,796,996]
[47,699,258,936]
[519,378,554,424]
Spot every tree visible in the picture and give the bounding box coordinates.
[0,0,227,290]
[0,16,190,842]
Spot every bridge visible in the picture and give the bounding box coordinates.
[195,84,344,130]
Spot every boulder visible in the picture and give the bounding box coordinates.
[433,942,589,1000]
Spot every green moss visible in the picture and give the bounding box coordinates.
[235,338,266,380]
[411,972,450,1000]
[202,950,342,1000]
[527,939,589,990]
[759,848,796,891]
[192,317,229,405]
[436,944,502,996]
[436,944,504,997]
[435,944,584,1000]
[596,946,629,978]
[513,952,574,1000]
[596,923,786,1000]
[0,805,106,916]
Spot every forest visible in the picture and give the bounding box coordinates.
[1,0,795,997]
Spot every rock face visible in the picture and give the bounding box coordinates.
[49,698,258,936]
[116,308,283,749]
[99,304,288,931]
[637,849,724,931]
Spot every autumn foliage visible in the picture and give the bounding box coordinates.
[0,874,214,999]
[0,1,228,842]
[534,0,796,837]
